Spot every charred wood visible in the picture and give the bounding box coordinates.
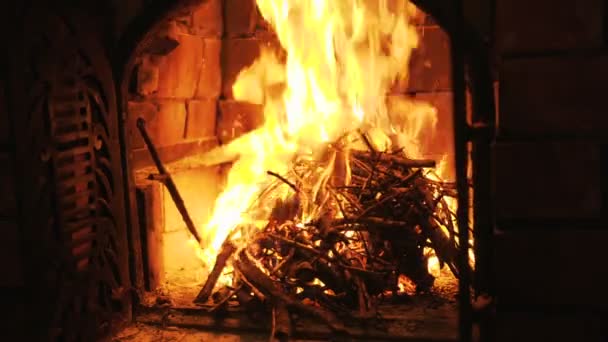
[234,250,347,335]
[194,241,237,304]
[271,301,291,342]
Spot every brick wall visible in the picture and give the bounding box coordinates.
[125,1,454,156]
[126,0,280,164]
[218,0,273,144]
[493,0,608,340]
[128,0,223,169]
[216,2,455,158]
[407,11,455,180]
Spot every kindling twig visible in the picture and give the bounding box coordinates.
[192,130,465,342]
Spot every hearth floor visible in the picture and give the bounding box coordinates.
[126,267,459,341]
[120,292,457,341]
[110,323,278,342]
[157,262,459,308]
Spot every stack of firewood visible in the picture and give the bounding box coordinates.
[194,132,465,340]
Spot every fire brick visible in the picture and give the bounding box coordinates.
[499,54,608,138]
[137,55,160,96]
[131,139,219,170]
[156,33,205,99]
[217,100,264,144]
[412,92,454,160]
[150,101,188,146]
[495,230,608,309]
[195,39,222,99]
[493,142,601,221]
[0,154,16,217]
[221,38,262,99]
[397,26,452,93]
[135,182,164,290]
[186,99,217,140]
[128,101,187,148]
[223,0,257,38]
[495,0,604,53]
[171,11,193,35]
[192,0,223,38]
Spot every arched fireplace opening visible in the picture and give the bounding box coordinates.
[3,0,494,341]
[115,0,492,341]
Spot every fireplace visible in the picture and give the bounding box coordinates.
[8,0,608,341]
[119,0,475,340]
[1,0,499,341]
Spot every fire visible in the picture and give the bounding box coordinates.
[397,274,417,295]
[189,0,463,288]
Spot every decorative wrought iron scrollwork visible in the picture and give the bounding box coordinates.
[12,8,130,341]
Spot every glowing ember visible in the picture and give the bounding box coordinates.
[397,274,417,295]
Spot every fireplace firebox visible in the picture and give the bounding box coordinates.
[1,0,496,341]
[118,1,491,340]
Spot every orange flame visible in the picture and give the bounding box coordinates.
[190,0,451,280]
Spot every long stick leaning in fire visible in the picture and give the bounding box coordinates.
[136,118,204,244]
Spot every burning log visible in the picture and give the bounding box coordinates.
[178,0,471,337]
[210,286,233,313]
[287,261,315,283]
[235,285,256,308]
[234,249,348,335]
[192,132,467,341]
[333,217,409,230]
[350,149,436,168]
[194,240,237,304]
[271,301,291,342]
[423,217,460,278]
